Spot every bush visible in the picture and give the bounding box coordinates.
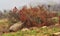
[8,11,20,23]
[52,17,59,23]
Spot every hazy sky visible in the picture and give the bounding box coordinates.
[0,0,60,10]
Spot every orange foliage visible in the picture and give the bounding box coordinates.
[13,5,57,27]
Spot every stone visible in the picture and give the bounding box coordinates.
[9,21,23,32]
[41,26,47,28]
[52,32,60,36]
[21,28,30,31]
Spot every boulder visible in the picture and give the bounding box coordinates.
[21,28,30,31]
[41,26,47,28]
[9,21,23,32]
[52,32,60,36]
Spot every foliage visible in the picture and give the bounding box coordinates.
[51,17,59,23]
[17,5,58,27]
[7,10,20,24]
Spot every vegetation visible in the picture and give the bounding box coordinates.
[0,5,59,36]
[2,26,60,36]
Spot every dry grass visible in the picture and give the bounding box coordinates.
[1,25,60,36]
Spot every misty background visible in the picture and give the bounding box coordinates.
[0,0,60,11]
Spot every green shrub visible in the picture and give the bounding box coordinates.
[52,17,59,23]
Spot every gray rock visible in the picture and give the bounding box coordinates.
[9,21,23,32]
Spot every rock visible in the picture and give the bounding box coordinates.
[30,27,37,30]
[9,21,23,32]
[21,28,30,31]
[54,23,59,26]
[52,32,60,36]
[41,26,47,28]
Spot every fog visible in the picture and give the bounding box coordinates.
[0,0,60,10]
